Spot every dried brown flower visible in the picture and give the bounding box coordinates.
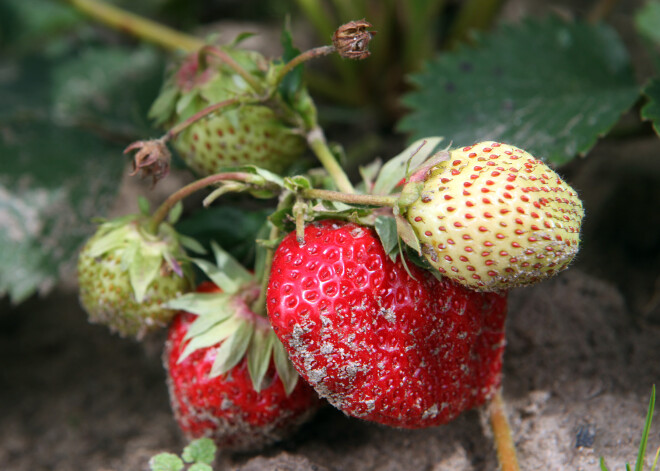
[332,20,376,60]
[124,139,171,188]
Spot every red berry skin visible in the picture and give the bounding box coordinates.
[267,220,508,428]
[164,283,320,452]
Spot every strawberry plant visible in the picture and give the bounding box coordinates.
[3,0,660,469]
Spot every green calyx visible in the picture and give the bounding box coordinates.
[165,241,299,395]
[85,214,195,303]
[78,213,198,338]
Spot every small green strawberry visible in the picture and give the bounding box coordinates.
[77,214,196,338]
[402,141,584,291]
[150,48,306,176]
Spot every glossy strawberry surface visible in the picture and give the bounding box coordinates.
[267,220,508,428]
[164,283,320,451]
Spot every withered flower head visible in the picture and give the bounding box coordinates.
[124,139,171,188]
[332,20,376,60]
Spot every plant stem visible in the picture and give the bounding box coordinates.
[148,172,262,233]
[251,223,280,316]
[489,389,521,471]
[201,46,266,95]
[300,188,398,207]
[64,0,204,53]
[273,45,336,85]
[165,97,247,140]
[306,126,355,194]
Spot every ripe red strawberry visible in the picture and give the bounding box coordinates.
[403,141,584,290]
[150,49,306,176]
[77,214,194,339]
[164,274,320,451]
[267,220,507,428]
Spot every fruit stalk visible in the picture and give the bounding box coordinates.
[488,390,521,471]
[149,172,270,233]
[165,97,245,141]
[300,188,398,207]
[306,127,355,194]
[273,45,336,85]
[251,223,280,316]
[64,0,204,52]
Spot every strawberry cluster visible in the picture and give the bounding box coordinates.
[76,21,583,455]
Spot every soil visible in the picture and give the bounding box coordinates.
[2,136,660,471]
[3,1,660,469]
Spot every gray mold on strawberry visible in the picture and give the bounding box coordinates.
[267,220,508,428]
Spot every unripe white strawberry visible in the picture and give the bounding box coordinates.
[403,141,584,291]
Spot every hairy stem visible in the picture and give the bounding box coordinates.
[300,188,398,207]
[64,0,204,52]
[201,46,266,95]
[489,390,521,471]
[306,126,355,194]
[164,98,241,140]
[251,223,280,316]
[148,172,263,233]
[273,45,336,85]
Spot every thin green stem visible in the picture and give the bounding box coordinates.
[64,0,205,52]
[306,126,355,194]
[300,188,398,207]
[273,45,336,86]
[489,389,521,471]
[201,46,266,96]
[148,172,261,233]
[251,223,280,316]
[165,98,243,140]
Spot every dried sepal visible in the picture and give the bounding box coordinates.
[332,20,376,60]
[125,139,172,187]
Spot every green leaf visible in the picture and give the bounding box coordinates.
[599,456,610,471]
[636,0,660,46]
[0,119,124,304]
[129,249,163,303]
[399,17,639,165]
[248,328,275,392]
[374,216,398,256]
[178,315,241,363]
[277,20,304,106]
[210,240,253,285]
[164,292,231,317]
[168,201,183,225]
[188,464,213,471]
[181,438,216,465]
[642,79,660,136]
[273,338,299,395]
[396,215,421,255]
[372,138,445,195]
[210,320,253,377]
[148,453,184,471]
[0,42,163,304]
[176,207,270,266]
[634,385,656,471]
[51,45,164,136]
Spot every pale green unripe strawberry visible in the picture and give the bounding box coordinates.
[77,215,194,339]
[150,49,306,176]
[403,141,584,291]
